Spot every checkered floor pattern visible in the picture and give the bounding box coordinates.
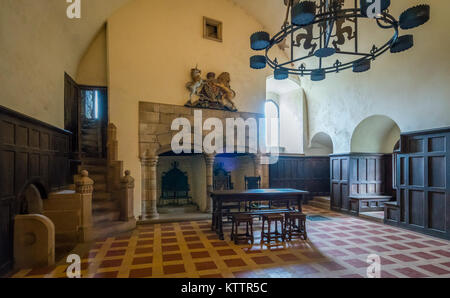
[12,206,450,278]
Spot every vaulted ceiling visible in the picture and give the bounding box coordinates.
[74,0,286,69]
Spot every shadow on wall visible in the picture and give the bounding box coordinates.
[305,132,334,156]
[17,182,46,215]
[351,115,400,154]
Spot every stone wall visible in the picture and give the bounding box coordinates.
[139,101,265,157]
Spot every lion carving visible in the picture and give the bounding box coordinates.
[185,66,237,111]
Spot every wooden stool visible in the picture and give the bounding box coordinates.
[261,213,284,242]
[284,212,307,240]
[231,214,254,244]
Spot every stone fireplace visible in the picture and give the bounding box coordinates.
[138,101,269,219]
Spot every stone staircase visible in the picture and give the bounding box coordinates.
[81,119,102,158]
[307,196,331,210]
[79,158,135,240]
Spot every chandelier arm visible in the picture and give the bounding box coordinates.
[285,37,395,75]
[273,9,363,42]
[262,7,402,77]
[275,54,316,68]
[335,51,372,57]
[271,34,395,75]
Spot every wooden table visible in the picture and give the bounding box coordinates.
[210,188,309,240]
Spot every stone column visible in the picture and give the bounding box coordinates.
[141,155,159,219]
[204,154,216,213]
[261,153,270,188]
[120,170,135,222]
[75,170,94,242]
[253,154,263,179]
[254,153,269,188]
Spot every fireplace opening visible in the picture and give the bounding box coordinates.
[160,161,192,207]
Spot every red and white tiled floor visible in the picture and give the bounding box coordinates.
[11,206,450,278]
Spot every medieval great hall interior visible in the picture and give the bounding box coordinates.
[0,0,449,282]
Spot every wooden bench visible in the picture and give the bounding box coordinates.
[349,194,393,215]
[384,201,400,223]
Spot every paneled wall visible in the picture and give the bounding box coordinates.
[330,153,393,212]
[385,127,450,240]
[269,155,330,200]
[0,106,73,274]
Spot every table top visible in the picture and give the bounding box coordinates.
[210,188,309,198]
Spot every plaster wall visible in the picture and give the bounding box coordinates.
[0,0,129,127]
[107,0,283,216]
[300,0,450,154]
[77,26,108,86]
[279,89,304,154]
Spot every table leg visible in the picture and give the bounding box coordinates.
[211,199,216,231]
[298,195,303,213]
[218,201,224,240]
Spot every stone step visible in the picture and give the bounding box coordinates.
[158,205,199,214]
[314,196,331,204]
[92,220,136,240]
[81,158,107,166]
[81,134,99,141]
[81,140,99,148]
[81,128,98,135]
[93,210,120,224]
[78,165,107,174]
[93,191,111,200]
[91,174,106,183]
[93,183,107,192]
[82,144,99,151]
[92,200,118,212]
[307,200,331,210]
[359,212,384,223]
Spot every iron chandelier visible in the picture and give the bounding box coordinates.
[249,0,431,81]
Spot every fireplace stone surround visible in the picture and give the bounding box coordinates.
[139,101,269,220]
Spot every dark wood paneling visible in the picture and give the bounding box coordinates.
[269,155,330,200]
[0,105,73,275]
[386,127,450,240]
[330,153,392,212]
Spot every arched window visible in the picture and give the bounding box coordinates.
[265,100,280,148]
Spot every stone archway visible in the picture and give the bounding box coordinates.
[351,115,401,154]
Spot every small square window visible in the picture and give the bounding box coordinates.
[203,17,222,42]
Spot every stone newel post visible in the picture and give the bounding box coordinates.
[75,170,93,242]
[204,154,216,213]
[120,170,135,221]
[141,155,159,219]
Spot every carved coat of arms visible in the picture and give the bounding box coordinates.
[185,66,237,111]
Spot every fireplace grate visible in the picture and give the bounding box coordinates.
[160,162,192,206]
